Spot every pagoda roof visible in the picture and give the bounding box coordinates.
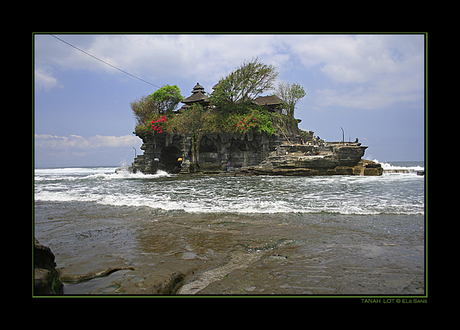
[182,91,209,104]
[191,82,205,93]
[182,82,210,104]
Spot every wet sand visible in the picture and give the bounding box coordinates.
[36,202,424,295]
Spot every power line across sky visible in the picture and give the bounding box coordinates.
[50,34,161,89]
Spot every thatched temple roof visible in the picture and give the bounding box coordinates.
[182,82,209,104]
[253,95,283,106]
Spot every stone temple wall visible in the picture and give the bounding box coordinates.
[132,127,301,174]
[130,126,382,176]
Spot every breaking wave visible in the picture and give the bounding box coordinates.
[372,159,424,173]
[34,167,171,182]
[34,165,425,215]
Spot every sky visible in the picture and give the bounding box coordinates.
[34,33,425,167]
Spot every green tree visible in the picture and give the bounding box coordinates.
[131,94,156,126]
[131,85,183,126]
[150,84,183,114]
[210,57,278,110]
[274,82,306,117]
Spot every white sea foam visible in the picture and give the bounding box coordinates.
[372,159,424,172]
[34,167,171,182]
[34,166,425,215]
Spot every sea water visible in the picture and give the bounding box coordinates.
[33,161,425,294]
[34,161,424,216]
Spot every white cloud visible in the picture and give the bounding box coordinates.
[285,34,424,110]
[88,135,141,148]
[36,34,291,85]
[35,134,141,150]
[286,35,398,82]
[321,64,366,83]
[34,67,62,92]
[36,34,424,110]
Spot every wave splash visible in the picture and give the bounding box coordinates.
[372,160,424,173]
[35,166,424,215]
[34,167,171,182]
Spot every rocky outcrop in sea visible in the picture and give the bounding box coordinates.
[126,128,382,176]
[240,144,383,176]
[123,81,382,177]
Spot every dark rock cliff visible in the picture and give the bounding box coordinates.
[129,127,382,176]
[131,123,302,175]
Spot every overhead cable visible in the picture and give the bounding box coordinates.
[50,34,161,89]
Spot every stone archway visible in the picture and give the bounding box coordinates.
[160,146,182,174]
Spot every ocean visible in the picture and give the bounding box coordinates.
[34,161,425,295]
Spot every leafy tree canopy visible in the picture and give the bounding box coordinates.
[274,82,306,117]
[210,57,278,110]
[131,84,183,126]
[150,84,183,114]
[131,59,305,141]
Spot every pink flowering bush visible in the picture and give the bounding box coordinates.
[234,112,259,133]
[151,115,167,134]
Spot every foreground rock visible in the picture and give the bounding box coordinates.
[34,238,63,295]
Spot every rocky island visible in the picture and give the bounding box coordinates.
[124,58,382,176]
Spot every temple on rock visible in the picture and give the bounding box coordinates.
[126,82,382,176]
